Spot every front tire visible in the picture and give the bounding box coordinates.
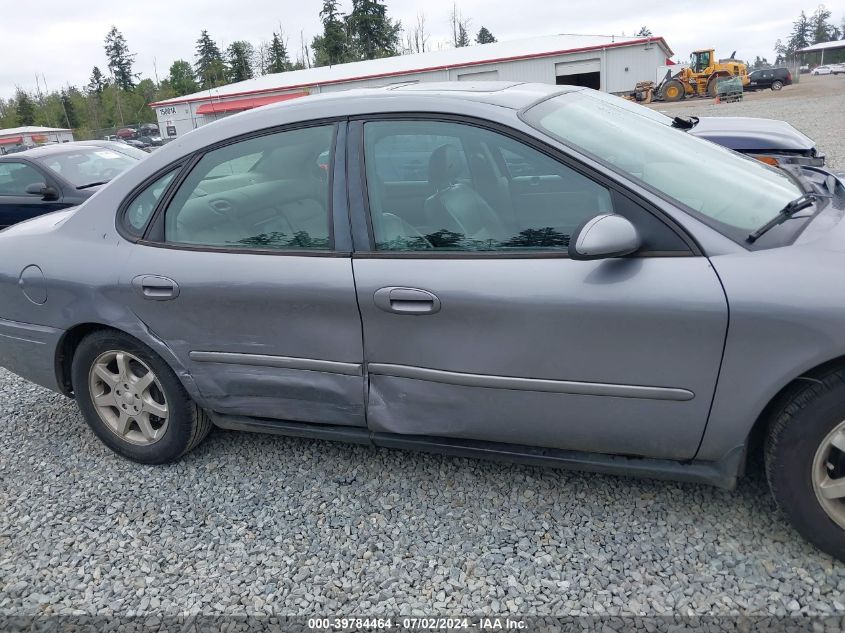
[771,80,784,90]
[765,370,845,560]
[71,329,211,464]
[661,79,684,102]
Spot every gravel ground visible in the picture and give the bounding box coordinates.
[647,74,845,171]
[2,367,845,617]
[4,76,845,618]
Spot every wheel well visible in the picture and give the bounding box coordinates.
[56,323,117,396]
[746,355,845,464]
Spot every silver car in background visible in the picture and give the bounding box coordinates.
[1,82,845,560]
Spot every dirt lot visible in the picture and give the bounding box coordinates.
[646,73,845,171]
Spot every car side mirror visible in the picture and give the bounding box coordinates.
[569,213,641,261]
[25,182,58,200]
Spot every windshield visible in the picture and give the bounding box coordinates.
[39,147,138,187]
[523,91,803,243]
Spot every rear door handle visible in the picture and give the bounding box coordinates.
[132,275,180,301]
[374,287,441,315]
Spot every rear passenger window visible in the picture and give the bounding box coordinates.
[123,170,177,237]
[164,125,334,250]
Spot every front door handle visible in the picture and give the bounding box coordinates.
[374,287,441,315]
[131,275,180,301]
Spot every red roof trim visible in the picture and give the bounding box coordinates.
[0,136,23,145]
[150,37,671,108]
[195,92,309,115]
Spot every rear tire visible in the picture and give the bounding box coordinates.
[661,80,684,102]
[771,80,784,90]
[71,329,211,464]
[765,370,845,561]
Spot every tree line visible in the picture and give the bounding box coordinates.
[0,0,498,138]
[774,6,844,64]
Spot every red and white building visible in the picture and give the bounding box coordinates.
[150,33,673,140]
[0,126,74,154]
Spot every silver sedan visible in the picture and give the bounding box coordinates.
[1,82,844,560]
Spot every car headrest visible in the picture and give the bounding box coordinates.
[428,144,463,192]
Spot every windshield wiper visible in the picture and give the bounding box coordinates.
[746,192,831,243]
[77,180,110,190]
[671,116,699,130]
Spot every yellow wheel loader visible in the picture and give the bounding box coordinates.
[658,49,749,101]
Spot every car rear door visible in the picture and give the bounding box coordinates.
[119,122,366,427]
[0,160,68,229]
[349,117,728,461]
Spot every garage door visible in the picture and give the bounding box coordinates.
[555,59,601,90]
[555,59,601,76]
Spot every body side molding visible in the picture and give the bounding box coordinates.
[190,351,362,376]
[367,363,694,401]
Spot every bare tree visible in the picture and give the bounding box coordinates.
[404,11,430,54]
[448,3,471,48]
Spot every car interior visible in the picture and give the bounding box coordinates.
[165,125,334,249]
[363,121,614,250]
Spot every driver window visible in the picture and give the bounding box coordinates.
[0,162,44,195]
[163,125,334,250]
[364,120,614,251]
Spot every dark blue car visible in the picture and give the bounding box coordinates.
[0,141,145,230]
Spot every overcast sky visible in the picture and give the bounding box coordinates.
[1,0,840,99]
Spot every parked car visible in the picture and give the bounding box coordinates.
[2,83,845,560]
[120,138,150,151]
[811,65,834,75]
[0,141,142,229]
[139,123,160,136]
[833,63,845,75]
[136,134,163,148]
[746,67,793,90]
[625,92,825,167]
[686,115,824,167]
[115,127,138,139]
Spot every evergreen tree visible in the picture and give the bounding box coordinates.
[809,6,836,44]
[60,90,79,128]
[635,26,653,37]
[87,66,107,94]
[15,90,36,125]
[313,1,350,66]
[194,30,227,89]
[475,26,496,44]
[104,26,136,90]
[168,60,198,96]
[267,32,292,73]
[347,0,401,60]
[788,11,811,52]
[227,41,255,82]
[456,23,470,47]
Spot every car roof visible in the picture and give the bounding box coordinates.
[122,81,581,183]
[1,142,114,160]
[0,140,147,163]
[204,81,572,141]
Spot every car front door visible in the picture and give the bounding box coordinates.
[119,122,366,427]
[350,117,728,461]
[0,160,68,229]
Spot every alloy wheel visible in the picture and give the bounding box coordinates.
[812,419,845,529]
[88,350,169,445]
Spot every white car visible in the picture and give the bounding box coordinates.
[811,64,844,75]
